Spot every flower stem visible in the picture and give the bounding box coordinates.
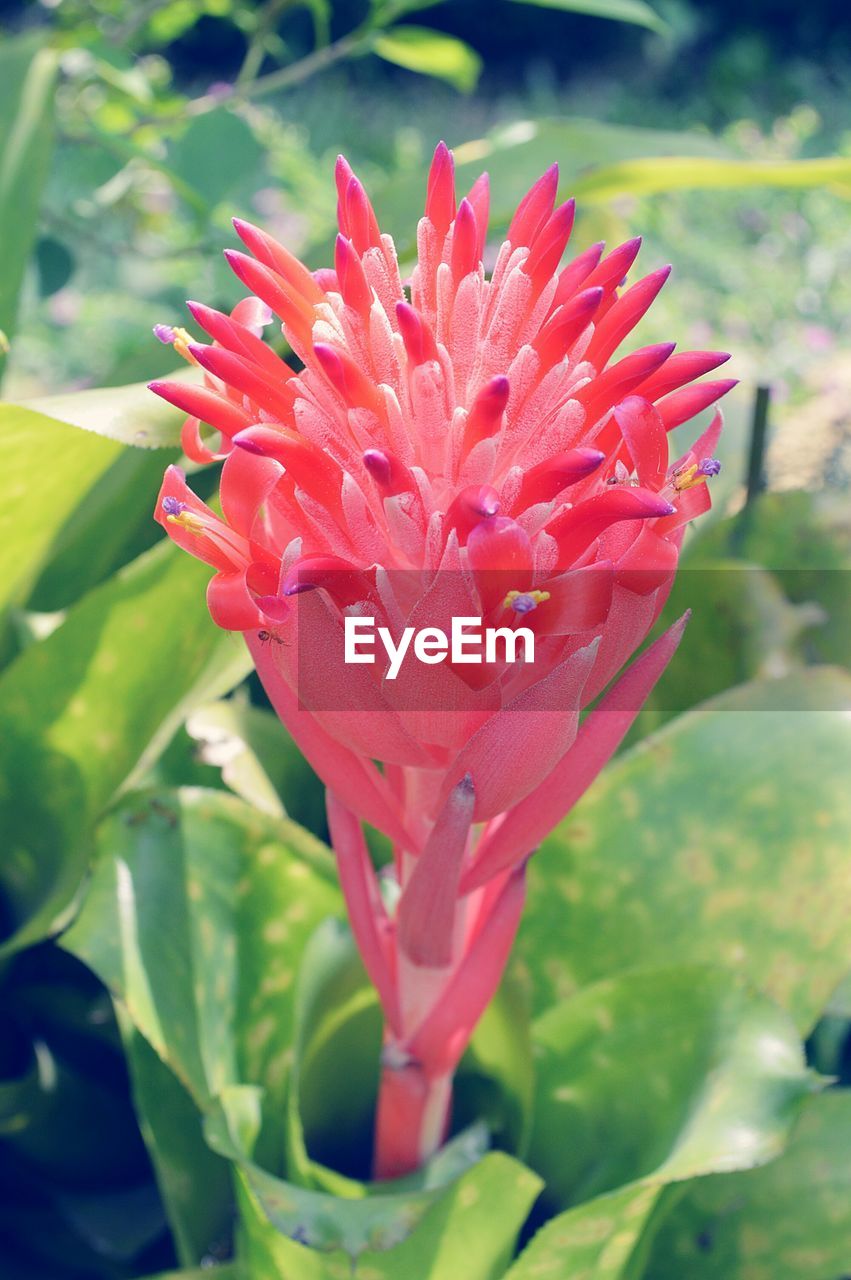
[373,1054,452,1180]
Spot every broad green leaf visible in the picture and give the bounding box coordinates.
[0,33,57,374]
[0,405,123,622]
[506,1183,666,1280]
[372,26,482,92]
[62,787,337,1111]
[218,1088,541,1271]
[121,1020,234,1268]
[646,1091,851,1279]
[357,1151,542,1279]
[186,699,325,832]
[27,444,177,612]
[507,0,667,35]
[167,110,265,209]
[21,368,198,449]
[527,965,815,1213]
[516,668,851,1032]
[0,544,250,955]
[574,153,851,203]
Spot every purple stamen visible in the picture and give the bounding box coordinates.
[698,457,722,477]
[162,496,186,516]
[510,594,538,614]
[153,324,177,344]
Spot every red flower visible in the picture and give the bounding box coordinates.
[153,144,731,1176]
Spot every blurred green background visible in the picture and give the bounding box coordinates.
[1,2,851,1276]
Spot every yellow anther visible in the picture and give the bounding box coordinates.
[171,326,198,365]
[167,510,205,535]
[0,329,9,355]
[671,463,705,492]
[503,588,551,611]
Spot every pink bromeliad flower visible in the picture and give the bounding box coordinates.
[152,144,732,1179]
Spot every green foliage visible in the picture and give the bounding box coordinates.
[517,668,851,1032]
[0,545,250,958]
[507,0,668,35]
[528,966,816,1211]
[0,33,57,378]
[372,27,483,93]
[646,1091,851,1278]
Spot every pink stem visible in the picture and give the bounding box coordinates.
[373,1050,452,1179]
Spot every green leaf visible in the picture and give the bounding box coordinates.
[507,0,667,35]
[20,369,198,449]
[185,699,325,832]
[516,668,851,1033]
[356,1151,542,1279]
[573,153,851,203]
[26,444,176,612]
[222,1101,541,1272]
[167,111,265,210]
[61,787,337,1112]
[506,1183,666,1280]
[120,1020,234,1268]
[372,27,482,93]
[0,405,123,623]
[0,544,250,955]
[646,1091,851,1279]
[0,33,57,373]
[527,965,815,1213]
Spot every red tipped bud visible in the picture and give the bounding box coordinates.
[224,249,314,349]
[656,378,738,432]
[450,198,480,282]
[508,163,558,249]
[186,343,295,421]
[464,375,510,452]
[425,140,456,236]
[547,487,675,565]
[551,241,605,311]
[523,199,576,291]
[532,286,603,366]
[363,448,416,496]
[232,425,343,516]
[232,218,324,304]
[465,171,490,261]
[345,175,382,255]
[396,301,439,365]
[582,236,643,299]
[313,342,382,412]
[335,234,372,314]
[148,379,253,439]
[516,447,606,509]
[576,342,677,427]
